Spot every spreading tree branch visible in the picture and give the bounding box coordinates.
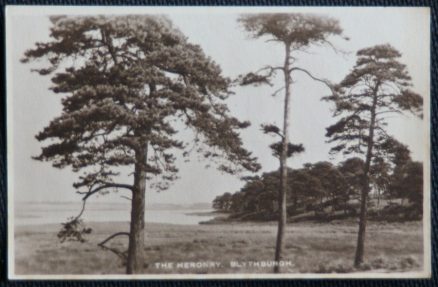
[79,182,134,201]
[98,232,130,246]
[290,67,336,93]
[64,182,134,234]
[98,232,130,261]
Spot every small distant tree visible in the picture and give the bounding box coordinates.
[22,15,260,274]
[212,195,226,211]
[238,13,344,272]
[324,44,423,267]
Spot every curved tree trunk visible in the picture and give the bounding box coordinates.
[274,43,292,273]
[126,144,148,274]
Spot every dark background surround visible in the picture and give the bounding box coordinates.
[0,0,436,286]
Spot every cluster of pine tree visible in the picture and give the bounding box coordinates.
[213,157,423,222]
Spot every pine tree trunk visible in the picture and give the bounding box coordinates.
[354,177,370,267]
[126,144,148,274]
[274,43,292,273]
[354,90,378,267]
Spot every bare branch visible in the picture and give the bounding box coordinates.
[375,109,403,117]
[270,86,285,97]
[289,67,335,93]
[256,65,284,74]
[98,232,130,247]
[98,232,130,261]
[319,39,350,57]
[120,195,132,201]
[71,182,134,223]
[74,200,87,222]
[82,182,134,201]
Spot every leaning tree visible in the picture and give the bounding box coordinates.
[324,44,423,267]
[238,13,345,272]
[22,15,260,274]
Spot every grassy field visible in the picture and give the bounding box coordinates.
[14,220,423,275]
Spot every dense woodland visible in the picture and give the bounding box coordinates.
[212,156,423,222]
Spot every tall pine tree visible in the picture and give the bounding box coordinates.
[324,44,422,267]
[22,15,260,274]
[238,13,344,272]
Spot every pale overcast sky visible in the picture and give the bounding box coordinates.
[7,6,429,205]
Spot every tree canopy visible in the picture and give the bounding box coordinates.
[23,15,260,194]
[22,15,261,273]
[213,158,423,221]
[324,43,423,266]
[324,43,423,181]
[239,13,344,47]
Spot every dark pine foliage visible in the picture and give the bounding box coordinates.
[324,44,423,267]
[213,159,423,221]
[22,15,261,274]
[23,16,260,191]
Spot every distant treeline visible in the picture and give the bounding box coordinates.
[212,158,422,222]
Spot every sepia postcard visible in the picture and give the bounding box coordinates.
[6,5,431,279]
